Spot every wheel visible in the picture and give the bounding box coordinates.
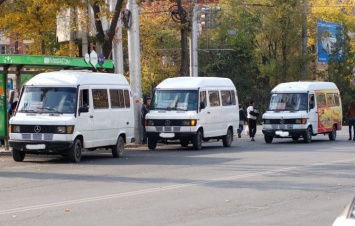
[12,149,25,162]
[303,127,312,143]
[192,130,202,150]
[329,126,336,141]
[222,128,233,147]
[68,139,82,162]
[180,139,189,147]
[292,136,299,141]
[148,138,157,150]
[264,135,273,144]
[112,136,125,158]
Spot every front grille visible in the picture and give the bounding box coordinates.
[17,125,57,133]
[155,126,181,132]
[21,133,54,141]
[151,120,184,126]
[265,119,297,124]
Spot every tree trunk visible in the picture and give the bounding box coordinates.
[92,0,124,60]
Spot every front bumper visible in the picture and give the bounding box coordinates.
[9,140,73,154]
[262,129,307,138]
[146,132,197,142]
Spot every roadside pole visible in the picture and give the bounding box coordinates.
[127,0,143,144]
[189,2,198,77]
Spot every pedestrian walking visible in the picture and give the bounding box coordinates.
[247,100,259,141]
[141,96,151,144]
[238,104,247,138]
[347,100,355,141]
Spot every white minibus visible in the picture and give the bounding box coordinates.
[262,81,342,143]
[145,77,239,150]
[9,70,135,162]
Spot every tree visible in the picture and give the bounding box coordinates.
[139,1,181,94]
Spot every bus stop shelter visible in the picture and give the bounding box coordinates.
[0,54,114,149]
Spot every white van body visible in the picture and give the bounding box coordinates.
[262,81,342,143]
[145,77,239,150]
[9,70,135,162]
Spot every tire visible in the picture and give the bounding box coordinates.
[264,135,273,144]
[12,149,25,162]
[192,130,202,150]
[148,138,157,150]
[329,126,336,141]
[180,139,189,147]
[292,136,299,141]
[112,136,125,158]
[68,139,82,162]
[222,128,233,147]
[303,127,312,143]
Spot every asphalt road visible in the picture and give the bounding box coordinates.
[0,127,354,226]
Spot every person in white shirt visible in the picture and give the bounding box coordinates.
[247,100,259,141]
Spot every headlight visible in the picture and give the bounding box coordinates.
[56,126,66,134]
[147,120,154,126]
[264,119,270,124]
[181,120,197,126]
[12,125,20,133]
[295,119,307,124]
[56,126,74,134]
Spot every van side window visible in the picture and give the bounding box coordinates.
[200,91,207,107]
[93,89,109,109]
[316,93,326,107]
[110,89,120,108]
[209,91,220,107]
[118,90,124,107]
[327,93,336,107]
[221,91,232,106]
[231,90,236,105]
[334,93,340,106]
[79,89,89,108]
[124,90,131,108]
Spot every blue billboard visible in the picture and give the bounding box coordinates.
[317,20,343,63]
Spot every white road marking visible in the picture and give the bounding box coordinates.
[0,158,353,215]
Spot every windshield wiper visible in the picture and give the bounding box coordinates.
[37,107,62,114]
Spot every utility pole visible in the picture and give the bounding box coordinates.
[189,2,198,77]
[302,0,308,80]
[127,0,142,144]
[111,0,124,75]
[177,0,189,76]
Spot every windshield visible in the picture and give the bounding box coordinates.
[18,87,77,114]
[268,93,308,111]
[150,90,198,111]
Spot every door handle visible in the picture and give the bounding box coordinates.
[207,111,210,114]
[90,115,94,118]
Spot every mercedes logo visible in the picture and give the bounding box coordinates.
[34,125,41,133]
[280,119,284,124]
[165,120,171,126]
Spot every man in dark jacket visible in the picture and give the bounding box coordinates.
[238,104,247,138]
[141,96,151,144]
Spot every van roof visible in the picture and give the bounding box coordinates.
[25,70,129,86]
[272,81,339,93]
[156,77,235,89]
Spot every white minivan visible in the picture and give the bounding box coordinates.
[262,81,342,143]
[145,77,239,150]
[9,70,135,162]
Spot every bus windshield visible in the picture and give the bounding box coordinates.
[18,87,77,114]
[268,93,308,111]
[150,90,198,111]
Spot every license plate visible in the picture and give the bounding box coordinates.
[275,131,289,137]
[26,144,46,150]
[160,133,175,138]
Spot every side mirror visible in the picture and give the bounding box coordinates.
[79,106,89,114]
[200,102,205,110]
